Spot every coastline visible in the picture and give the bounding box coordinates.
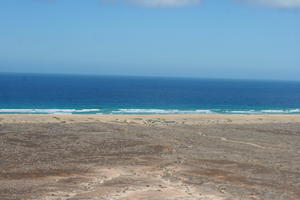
[1,108,300,115]
[1,113,300,125]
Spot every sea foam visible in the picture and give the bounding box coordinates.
[111,109,214,114]
[0,109,101,114]
[224,109,300,114]
[1,108,300,114]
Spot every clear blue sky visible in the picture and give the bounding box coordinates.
[0,0,299,80]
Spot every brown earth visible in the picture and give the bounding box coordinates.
[0,114,300,200]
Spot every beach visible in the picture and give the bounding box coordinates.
[1,114,300,200]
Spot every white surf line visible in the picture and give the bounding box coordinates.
[198,132,266,149]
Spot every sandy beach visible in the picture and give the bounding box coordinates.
[1,114,300,200]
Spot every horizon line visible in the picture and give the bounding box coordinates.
[1,71,300,82]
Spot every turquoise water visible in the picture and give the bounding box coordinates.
[0,73,300,114]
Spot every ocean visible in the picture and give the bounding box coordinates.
[0,73,300,114]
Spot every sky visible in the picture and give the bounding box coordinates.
[0,0,299,80]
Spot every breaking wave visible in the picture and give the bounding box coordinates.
[0,109,101,114]
[110,109,300,114]
[224,109,300,114]
[0,108,299,114]
[110,109,214,114]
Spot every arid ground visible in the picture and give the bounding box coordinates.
[1,114,300,200]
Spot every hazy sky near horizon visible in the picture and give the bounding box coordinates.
[0,0,299,80]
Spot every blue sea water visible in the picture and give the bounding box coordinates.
[0,73,300,114]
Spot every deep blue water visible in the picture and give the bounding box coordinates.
[0,73,300,114]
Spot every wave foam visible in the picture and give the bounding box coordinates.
[225,109,300,114]
[111,109,214,114]
[111,109,300,114]
[1,108,299,114]
[225,110,259,114]
[261,109,300,113]
[0,109,101,114]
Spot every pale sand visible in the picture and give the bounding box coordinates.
[1,114,300,124]
[1,114,300,200]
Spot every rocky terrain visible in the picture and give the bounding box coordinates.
[0,114,300,200]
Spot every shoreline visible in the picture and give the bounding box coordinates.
[1,108,300,115]
[1,113,300,125]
